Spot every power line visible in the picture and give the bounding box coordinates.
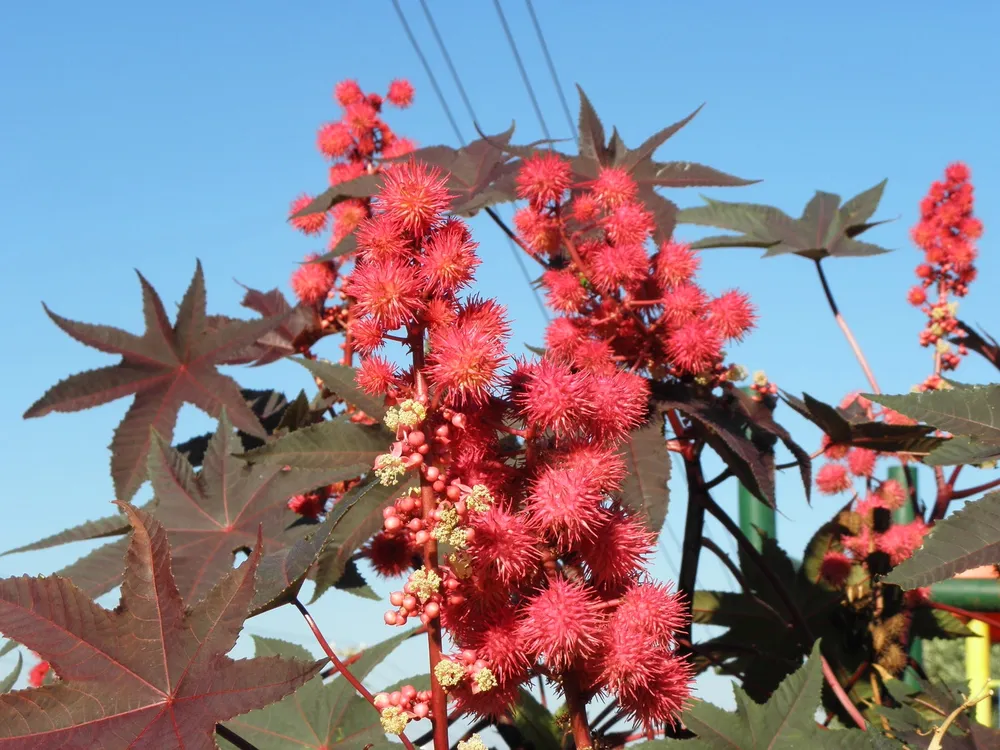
[491,0,552,142]
[523,0,575,138]
[395,0,549,322]
[390,0,466,144]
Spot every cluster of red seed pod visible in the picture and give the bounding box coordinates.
[512,153,757,384]
[907,162,982,391]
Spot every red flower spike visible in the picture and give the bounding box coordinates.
[542,269,588,313]
[666,319,723,375]
[590,242,649,294]
[334,79,365,107]
[290,254,336,306]
[816,462,852,495]
[289,194,327,235]
[517,152,573,206]
[612,647,693,727]
[612,582,688,644]
[349,315,388,356]
[363,531,418,578]
[708,290,757,342]
[525,463,605,546]
[603,202,655,247]
[517,579,605,672]
[591,166,638,209]
[356,354,400,396]
[316,121,353,159]
[579,507,654,589]
[349,257,426,331]
[586,369,651,444]
[426,301,510,405]
[819,551,853,587]
[656,241,701,288]
[467,507,541,585]
[514,358,595,437]
[421,219,481,293]
[846,448,877,478]
[377,160,454,236]
[386,79,415,108]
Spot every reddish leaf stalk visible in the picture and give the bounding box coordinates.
[813,259,881,394]
[293,599,417,750]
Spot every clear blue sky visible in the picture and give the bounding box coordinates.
[2,0,999,721]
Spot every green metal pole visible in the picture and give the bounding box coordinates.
[930,579,1000,611]
[889,466,924,689]
[737,388,776,553]
[738,482,776,554]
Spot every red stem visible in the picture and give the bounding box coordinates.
[947,475,1000,502]
[294,599,417,750]
[411,333,450,750]
[821,656,867,730]
[562,673,594,749]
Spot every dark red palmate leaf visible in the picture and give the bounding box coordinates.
[23,262,289,501]
[0,504,322,750]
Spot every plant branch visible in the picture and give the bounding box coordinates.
[949,476,1000,501]
[678,454,708,646]
[215,724,261,750]
[563,673,594,748]
[411,333,450,750]
[590,700,619,731]
[701,491,867,730]
[927,687,993,750]
[701,536,748,591]
[813,259,881,393]
[485,206,547,266]
[293,599,417,750]
[704,468,733,491]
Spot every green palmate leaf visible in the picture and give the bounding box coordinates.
[885,489,1000,589]
[13,411,361,610]
[310,478,419,603]
[23,261,290,500]
[0,653,22,694]
[781,391,944,455]
[215,285,313,367]
[871,386,1000,465]
[652,382,778,506]
[291,357,389,421]
[953,321,1000,373]
[239,412,390,470]
[617,413,671,536]
[576,85,608,164]
[910,607,974,639]
[924,436,1000,467]
[511,87,755,243]
[677,180,894,260]
[654,642,871,749]
[312,232,358,263]
[331,558,379,601]
[174,387,295,467]
[0,504,322,748]
[2,504,136,556]
[511,688,561,750]
[220,630,416,750]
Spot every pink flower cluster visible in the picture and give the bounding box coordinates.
[287,78,419,308]
[345,158,693,730]
[513,154,756,383]
[814,394,929,583]
[907,162,983,391]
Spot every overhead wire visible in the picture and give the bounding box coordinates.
[523,0,575,137]
[491,0,551,142]
[391,0,549,323]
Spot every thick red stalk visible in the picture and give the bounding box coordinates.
[562,674,594,749]
[411,335,450,750]
[294,599,417,750]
